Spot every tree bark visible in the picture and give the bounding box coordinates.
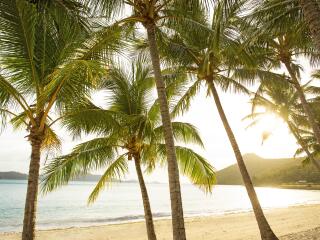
[283,61,320,148]
[312,156,320,171]
[134,156,157,240]
[299,0,320,51]
[145,23,186,240]
[22,129,43,240]
[208,80,278,240]
[287,122,320,171]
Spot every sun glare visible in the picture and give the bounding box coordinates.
[246,113,297,157]
[254,114,284,136]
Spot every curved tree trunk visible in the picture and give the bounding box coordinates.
[311,156,320,171]
[283,61,320,147]
[299,0,320,51]
[287,122,320,171]
[22,129,43,240]
[208,80,278,240]
[145,23,186,240]
[134,156,157,240]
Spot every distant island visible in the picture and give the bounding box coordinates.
[0,171,137,183]
[0,171,28,180]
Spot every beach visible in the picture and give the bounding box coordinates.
[1,204,319,240]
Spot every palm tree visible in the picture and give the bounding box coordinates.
[143,1,279,239]
[294,128,320,168]
[87,1,211,238]
[244,78,320,171]
[253,0,320,52]
[299,0,320,51]
[41,60,216,240]
[251,0,320,50]
[296,70,320,164]
[248,0,320,149]
[0,1,123,239]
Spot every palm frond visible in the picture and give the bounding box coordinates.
[213,74,251,94]
[157,144,216,192]
[0,74,33,120]
[88,154,128,203]
[0,0,38,88]
[61,100,120,138]
[42,126,62,153]
[154,122,205,148]
[41,137,118,193]
[171,80,202,118]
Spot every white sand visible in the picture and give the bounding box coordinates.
[2,204,319,240]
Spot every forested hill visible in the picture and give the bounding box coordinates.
[0,172,139,183]
[0,171,28,180]
[217,153,320,185]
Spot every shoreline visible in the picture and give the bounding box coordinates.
[2,202,317,234]
[274,184,320,190]
[217,183,320,190]
[2,204,320,240]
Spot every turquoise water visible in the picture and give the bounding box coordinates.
[1,180,320,232]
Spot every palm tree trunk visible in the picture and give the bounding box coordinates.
[283,61,320,147]
[208,79,278,240]
[145,23,186,240]
[299,0,320,51]
[312,157,320,171]
[311,156,320,171]
[22,130,43,240]
[133,156,157,240]
[287,123,320,171]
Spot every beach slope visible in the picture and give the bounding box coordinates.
[1,204,319,240]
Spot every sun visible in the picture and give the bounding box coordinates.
[255,114,284,138]
[245,113,297,157]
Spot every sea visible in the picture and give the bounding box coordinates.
[1,180,320,233]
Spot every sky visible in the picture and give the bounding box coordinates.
[0,83,299,182]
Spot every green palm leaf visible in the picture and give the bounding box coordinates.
[41,137,118,193]
[157,144,215,192]
[88,154,128,203]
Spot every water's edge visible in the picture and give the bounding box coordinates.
[2,203,320,235]
[1,181,320,233]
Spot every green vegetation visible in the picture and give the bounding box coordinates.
[217,154,320,186]
[41,60,215,240]
[0,2,122,239]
